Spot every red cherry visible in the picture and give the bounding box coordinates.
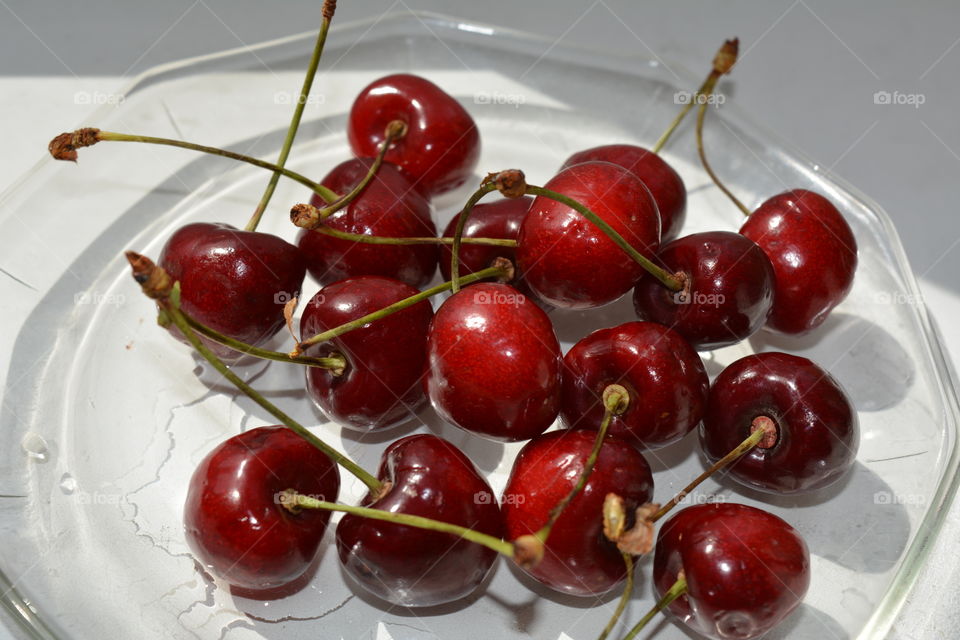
[740,189,857,335]
[701,352,859,494]
[438,195,533,283]
[632,230,774,350]
[300,276,433,432]
[425,283,562,441]
[299,158,437,288]
[336,434,503,606]
[517,161,661,309]
[348,73,480,196]
[653,503,810,640]
[184,426,340,592]
[561,144,686,241]
[502,430,653,596]
[158,222,306,360]
[561,321,708,449]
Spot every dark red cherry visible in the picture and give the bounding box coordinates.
[632,231,774,350]
[503,430,653,596]
[653,503,810,640]
[701,351,859,494]
[336,434,503,606]
[561,144,686,241]
[300,276,433,432]
[299,158,437,288]
[517,161,660,309]
[425,283,562,441]
[740,189,857,335]
[184,426,340,592]
[347,73,480,196]
[159,222,306,360]
[438,195,533,283]
[561,321,708,449]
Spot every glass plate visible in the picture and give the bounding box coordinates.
[1,11,957,640]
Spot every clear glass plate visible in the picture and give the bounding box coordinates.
[0,11,957,640]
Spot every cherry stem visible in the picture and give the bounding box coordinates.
[525,185,683,292]
[245,0,336,232]
[124,252,381,493]
[696,95,751,216]
[51,129,340,204]
[596,553,635,640]
[306,224,517,247]
[534,384,630,544]
[295,261,512,354]
[180,312,346,373]
[283,490,515,558]
[450,182,500,293]
[650,425,766,523]
[651,38,739,155]
[621,575,688,640]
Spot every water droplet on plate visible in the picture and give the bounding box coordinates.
[59,473,77,494]
[21,433,49,462]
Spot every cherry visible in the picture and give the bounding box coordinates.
[740,189,858,335]
[299,157,437,288]
[184,426,340,592]
[336,434,502,606]
[652,503,810,640]
[701,351,858,494]
[348,73,480,196]
[632,230,775,350]
[561,144,686,242]
[425,282,562,441]
[561,321,709,450]
[438,195,533,284]
[300,275,433,432]
[502,430,653,596]
[157,222,306,360]
[517,161,661,309]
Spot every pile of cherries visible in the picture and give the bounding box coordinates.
[52,18,863,640]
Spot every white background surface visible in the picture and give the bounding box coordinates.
[0,2,958,639]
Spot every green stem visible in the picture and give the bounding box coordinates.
[310,224,517,247]
[287,491,515,557]
[297,262,510,352]
[246,5,335,231]
[597,554,635,640]
[621,576,688,640]
[525,185,683,291]
[450,182,499,293]
[696,98,751,216]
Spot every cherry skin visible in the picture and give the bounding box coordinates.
[300,276,433,432]
[336,434,503,607]
[158,222,306,360]
[425,282,562,441]
[184,426,340,592]
[348,73,480,196]
[740,189,858,335]
[561,321,709,450]
[632,230,775,350]
[701,351,859,494]
[299,158,437,288]
[516,161,661,309]
[561,144,686,241]
[439,195,533,283]
[653,503,810,640]
[502,430,654,596]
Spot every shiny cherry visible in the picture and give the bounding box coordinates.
[653,503,810,640]
[740,189,858,335]
[425,283,562,441]
[517,161,661,309]
[561,321,708,449]
[348,73,480,196]
[503,430,654,596]
[439,195,533,284]
[336,434,503,606]
[184,426,340,592]
[701,351,859,494]
[299,158,437,288]
[632,230,774,350]
[158,222,306,360]
[300,276,433,432]
[561,144,686,241]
